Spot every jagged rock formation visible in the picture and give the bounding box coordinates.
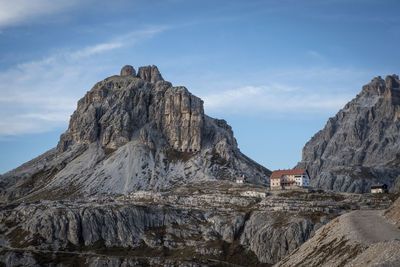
[0,65,269,201]
[297,75,400,193]
[0,181,394,266]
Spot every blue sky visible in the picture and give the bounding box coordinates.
[1,0,400,174]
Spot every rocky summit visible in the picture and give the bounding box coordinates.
[0,65,270,202]
[297,75,400,193]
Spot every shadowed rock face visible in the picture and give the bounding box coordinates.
[296,74,400,193]
[57,70,203,153]
[0,65,270,200]
[137,65,164,83]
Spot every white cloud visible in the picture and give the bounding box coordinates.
[0,26,168,136]
[202,84,354,115]
[0,0,83,27]
[69,42,124,60]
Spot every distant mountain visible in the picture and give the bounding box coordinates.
[0,65,270,202]
[297,75,400,193]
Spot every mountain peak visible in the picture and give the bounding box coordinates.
[137,65,164,83]
[120,64,164,83]
[362,74,400,97]
[120,65,136,76]
[0,65,270,200]
[297,74,400,193]
[385,74,400,89]
[57,65,202,153]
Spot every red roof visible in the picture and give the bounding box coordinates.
[270,169,308,179]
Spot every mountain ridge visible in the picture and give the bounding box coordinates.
[296,74,400,193]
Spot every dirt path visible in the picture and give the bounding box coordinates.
[347,210,400,244]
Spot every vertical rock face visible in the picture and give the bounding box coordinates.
[137,65,164,83]
[297,75,400,193]
[57,73,202,153]
[161,86,203,152]
[2,65,270,200]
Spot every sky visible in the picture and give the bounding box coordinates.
[0,0,400,174]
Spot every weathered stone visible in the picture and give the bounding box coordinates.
[137,65,164,83]
[1,65,270,200]
[120,65,136,76]
[296,74,400,193]
[57,67,202,153]
[276,208,400,267]
[386,75,400,89]
[1,176,395,266]
[390,175,400,193]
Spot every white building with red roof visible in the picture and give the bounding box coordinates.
[270,169,310,189]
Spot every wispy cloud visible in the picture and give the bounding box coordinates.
[0,0,85,28]
[0,26,168,136]
[306,50,324,60]
[69,42,124,59]
[189,64,375,117]
[68,25,168,60]
[202,83,354,115]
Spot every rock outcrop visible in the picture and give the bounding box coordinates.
[297,75,400,193]
[275,196,400,267]
[1,181,394,266]
[120,65,136,76]
[385,196,400,226]
[137,65,164,83]
[0,65,270,201]
[57,67,201,153]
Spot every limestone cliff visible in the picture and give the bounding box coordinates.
[0,65,270,201]
[0,181,393,266]
[297,75,400,193]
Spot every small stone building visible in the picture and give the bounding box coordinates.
[270,169,310,189]
[370,184,388,194]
